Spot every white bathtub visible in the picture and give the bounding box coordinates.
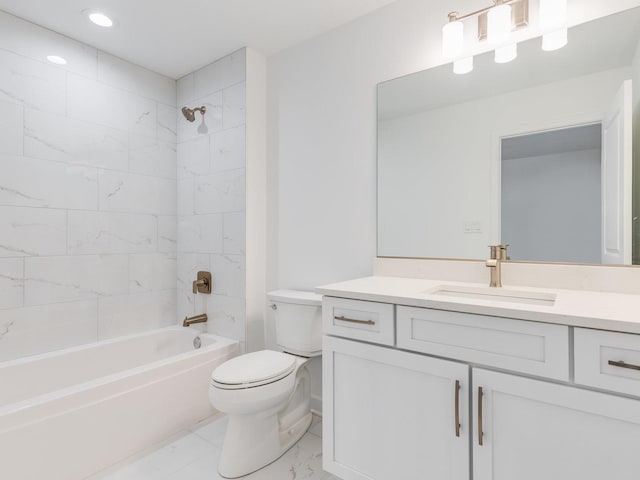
[0,327,239,480]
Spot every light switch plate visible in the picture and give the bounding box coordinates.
[464,222,483,234]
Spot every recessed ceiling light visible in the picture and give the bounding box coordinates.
[47,55,67,65]
[88,12,113,27]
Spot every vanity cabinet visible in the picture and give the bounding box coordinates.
[473,369,640,480]
[322,297,395,346]
[574,327,640,397]
[323,335,470,480]
[397,306,570,380]
[322,296,640,480]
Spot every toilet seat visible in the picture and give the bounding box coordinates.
[211,350,297,390]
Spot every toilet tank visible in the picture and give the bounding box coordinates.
[267,290,323,357]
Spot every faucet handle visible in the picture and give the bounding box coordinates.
[489,244,509,260]
[192,271,212,294]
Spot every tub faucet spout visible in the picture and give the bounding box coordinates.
[183,313,208,327]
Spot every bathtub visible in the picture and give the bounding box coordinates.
[0,327,239,480]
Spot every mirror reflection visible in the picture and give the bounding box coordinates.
[501,124,603,263]
[377,7,640,265]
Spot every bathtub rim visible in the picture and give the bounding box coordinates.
[0,326,238,417]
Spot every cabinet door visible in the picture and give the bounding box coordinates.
[473,369,640,480]
[323,335,469,480]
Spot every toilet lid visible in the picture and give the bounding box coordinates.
[211,350,296,386]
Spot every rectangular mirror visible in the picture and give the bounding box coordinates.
[377,7,640,265]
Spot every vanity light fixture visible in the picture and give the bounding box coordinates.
[442,0,567,74]
[453,57,474,74]
[443,12,474,74]
[540,0,568,51]
[487,1,518,63]
[442,13,464,58]
[46,55,67,65]
[495,43,517,63]
[487,1,512,45]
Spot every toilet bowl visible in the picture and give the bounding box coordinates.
[209,290,322,479]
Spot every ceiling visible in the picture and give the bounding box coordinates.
[502,124,602,160]
[0,0,396,79]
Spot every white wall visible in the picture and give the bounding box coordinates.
[267,0,640,290]
[176,50,250,349]
[266,0,640,411]
[246,49,268,353]
[633,37,640,264]
[502,149,602,263]
[378,67,627,259]
[0,11,177,362]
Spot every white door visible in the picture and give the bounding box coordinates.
[601,79,632,264]
[473,368,640,480]
[323,336,470,480]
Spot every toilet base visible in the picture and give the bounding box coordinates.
[218,411,312,478]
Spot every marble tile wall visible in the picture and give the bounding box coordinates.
[0,11,177,362]
[176,50,247,348]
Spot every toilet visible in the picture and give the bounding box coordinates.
[208,290,322,479]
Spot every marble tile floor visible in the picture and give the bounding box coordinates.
[88,414,339,480]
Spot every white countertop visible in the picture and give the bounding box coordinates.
[316,276,640,335]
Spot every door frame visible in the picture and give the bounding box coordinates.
[490,112,604,246]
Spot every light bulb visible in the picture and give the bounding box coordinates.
[495,44,517,63]
[487,3,512,45]
[46,55,67,65]
[542,28,568,51]
[442,20,464,58]
[540,0,567,30]
[89,12,113,28]
[453,57,474,74]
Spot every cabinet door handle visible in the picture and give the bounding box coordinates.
[334,316,375,326]
[608,360,640,371]
[454,380,461,437]
[478,387,484,446]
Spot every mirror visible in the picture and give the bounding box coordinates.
[377,7,640,265]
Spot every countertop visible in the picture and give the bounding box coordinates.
[316,276,640,335]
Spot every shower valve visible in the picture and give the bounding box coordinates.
[192,271,212,294]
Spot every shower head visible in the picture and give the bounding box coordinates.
[181,106,206,122]
[181,107,195,122]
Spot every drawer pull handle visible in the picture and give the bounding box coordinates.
[478,387,484,446]
[608,360,640,371]
[334,316,376,326]
[454,380,461,437]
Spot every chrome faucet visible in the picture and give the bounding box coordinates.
[486,245,509,288]
[183,313,208,327]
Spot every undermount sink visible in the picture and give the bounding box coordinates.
[425,285,557,307]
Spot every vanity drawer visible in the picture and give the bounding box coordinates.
[322,297,395,346]
[397,306,570,380]
[574,328,640,397]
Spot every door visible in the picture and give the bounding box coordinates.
[601,79,632,264]
[473,368,640,480]
[323,335,470,480]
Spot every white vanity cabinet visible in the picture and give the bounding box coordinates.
[323,335,470,480]
[397,306,570,380]
[322,295,640,480]
[472,369,640,480]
